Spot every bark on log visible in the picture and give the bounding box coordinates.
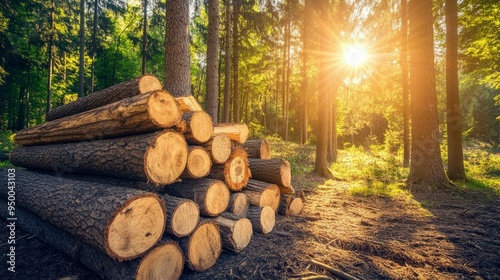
[180,146,212,179]
[213,123,249,143]
[207,146,251,191]
[0,169,166,261]
[175,95,203,112]
[163,194,200,237]
[203,133,232,164]
[10,130,188,187]
[247,206,275,234]
[181,111,214,144]
[211,213,253,252]
[0,200,183,280]
[16,90,182,146]
[278,195,304,216]
[241,139,271,159]
[46,75,162,121]
[174,221,222,272]
[164,178,230,217]
[248,158,294,194]
[242,179,281,211]
[228,192,250,218]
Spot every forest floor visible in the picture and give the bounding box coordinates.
[1,141,499,280]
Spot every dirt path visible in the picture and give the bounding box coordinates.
[1,174,499,279]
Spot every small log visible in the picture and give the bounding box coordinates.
[180,146,212,179]
[46,74,162,121]
[0,170,166,261]
[164,195,200,237]
[228,192,250,218]
[248,158,293,194]
[213,123,249,144]
[15,90,182,146]
[175,95,203,112]
[211,213,253,252]
[207,146,251,191]
[241,139,271,159]
[278,195,304,216]
[175,221,222,272]
[164,178,230,217]
[242,179,281,211]
[0,200,183,280]
[10,130,188,187]
[203,133,232,164]
[182,111,214,144]
[247,206,275,234]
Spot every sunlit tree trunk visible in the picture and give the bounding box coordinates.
[206,0,220,122]
[223,0,231,122]
[300,0,311,145]
[46,0,54,113]
[78,0,85,98]
[407,0,450,188]
[141,0,148,75]
[401,0,410,167]
[232,0,240,122]
[90,0,98,94]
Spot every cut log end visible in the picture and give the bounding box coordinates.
[138,75,163,94]
[148,90,182,127]
[260,206,276,234]
[205,181,231,216]
[213,216,253,252]
[181,147,212,179]
[260,184,281,211]
[187,222,222,271]
[186,111,214,144]
[226,147,251,191]
[145,131,188,185]
[232,218,253,251]
[135,241,184,280]
[280,160,292,187]
[289,197,304,215]
[230,192,250,218]
[207,133,232,164]
[171,200,200,237]
[107,195,166,261]
[213,123,250,144]
[260,139,271,159]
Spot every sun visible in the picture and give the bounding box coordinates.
[344,45,367,67]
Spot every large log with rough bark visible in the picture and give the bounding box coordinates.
[278,195,304,216]
[164,178,230,217]
[10,130,188,187]
[213,123,249,144]
[46,75,162,121]
[175,95,203,112]
[180,146,212,179]
[207,147,251,191]
[203,133,232,164]
[247,206,275,234]
[241,139,271,159]
[228,192,250,218]
[163,194,200,237]
[242,179,281,211]
[180,111,214,144]
[15,90,182,146]
[212,213,253,252]
[0,200,183,280]
[0,169,166,261]
[248,158,294,194]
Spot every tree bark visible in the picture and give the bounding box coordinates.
[203,133,232,164]
[278,195,304,216]
[242,179,281,212]
[300,0,311,145]
[181,111,214,144]
[175,95,203,112]
[141,0,148,75]
[401,0,410,168]
[206,0,220,122]
[213,122,249,143]
[247,158,292,188]
[46,0,54,115]
[231,0,240,122]
[241,139,271,159]
[163,194,200,237]
[10,130,188,187]
[78,0,85,98]
[228,192,250,218]
[47,75,162,121]
[223,0,232,122]
[247,206,275,234]
[16,90,182,146]
[0,169,166,261]
[180,146,212,179]
[211,213,253,252]
[207,146,250,191]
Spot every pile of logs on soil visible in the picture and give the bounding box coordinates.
[3,75,304,280]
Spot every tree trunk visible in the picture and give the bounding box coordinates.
[206,0,220,122]
[445,0,466,181]
[241,139,271,159]
[180,146,212,179]
[47,75,162,121]
[228,192,250,218]
[141,0,148,75]
[0,170,166,261]
[247,158,292,188]
[181,111,214,144]
[163,194,200,237]
[16,90,182,146]
[10,130,188,187]
[300,0,311,145]
[401,0,410,168]
[208,146,250,191]
[231,0,240,122]
[242,179,281,212]
[90,0,98,94]
[212,213,253,252]
[78,0,85,98]
[0,199,183,280]
[203,133,232,164]
[164,178,230,217]
[278,195,304,216]
[247,206,275,234]
[407,0,450,188]
[175,95,203,112]
[223,0,232,122]
[46,0,54,115]
[164,0,191,96]
[213,122,249,143]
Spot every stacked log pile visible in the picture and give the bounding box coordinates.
[3,75,304,280]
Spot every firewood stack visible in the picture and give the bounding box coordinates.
[2,75,304,280]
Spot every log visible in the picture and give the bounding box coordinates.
[207,146,251,191]
[213,123,249,144]
[46,75,162,121]
[241,139,271,159]
[247,206,275,234]
[228,192,250,218]
[180,146,212,179]
[203,133,232,164]
[163,195,200,237]
[248,158,294,194]
[0,169,166,261]
[278,195,304,216]
[175,95,203,112]
[242,179,281,211]
[10,130,188,187]
[181,111,214,144]
[0,200,184,280]
[164,178,230,217]
[15,90,182,146]
[212,213,253,252]
[175,221,222,272]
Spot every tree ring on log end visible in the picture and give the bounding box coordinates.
[188,222,222,271]
[229,157,246,185]
[172,200,200,236]
[260,139,271,159]
[205,181,230,216]
[260,184,280,211]
[135,241,184,280]
[289,198,304,215]
[232,193,250,217]
[281,160,292,186]
[148,90,182,127]
[186,147,211,178]
[107,195,166,260]
[211,133,232,164]
[260,206,276,234]
[190,111,214,143]
[139,75,163,94]
[233,218,253,251]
